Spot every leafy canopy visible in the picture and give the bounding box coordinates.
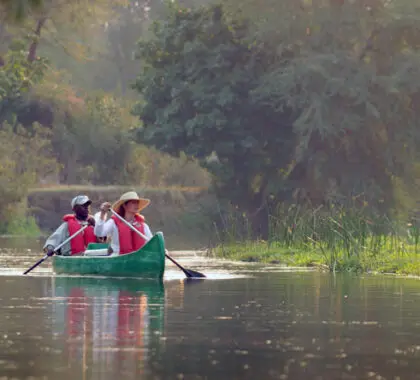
[133,3,295,214]
[133,1,420,222]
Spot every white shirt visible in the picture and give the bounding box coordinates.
[94,213,153,255]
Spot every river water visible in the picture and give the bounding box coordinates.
[1,237,420,379]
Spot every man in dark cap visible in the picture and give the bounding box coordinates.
[43,195,97,256]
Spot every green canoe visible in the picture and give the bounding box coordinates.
[52,232,166,279]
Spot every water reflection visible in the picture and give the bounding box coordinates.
[4,238,420,379]
[51,277,165,379]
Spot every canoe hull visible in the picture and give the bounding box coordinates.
[52,232,165,279]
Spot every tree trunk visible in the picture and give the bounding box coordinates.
[248,178,270,240]
[249,206,269,240]
[116,43,127,95]
[27,17,46,63]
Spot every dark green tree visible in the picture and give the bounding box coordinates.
[0,0,43,21]
[133,1,420,233]
[133,4,299,235]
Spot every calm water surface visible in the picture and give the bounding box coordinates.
[1,237,420,379]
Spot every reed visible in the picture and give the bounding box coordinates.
[210,203,420,274]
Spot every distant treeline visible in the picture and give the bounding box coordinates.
[1,0,419,237]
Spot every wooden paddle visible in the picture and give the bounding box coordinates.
[23,225,89,275]
[110,209,206,278]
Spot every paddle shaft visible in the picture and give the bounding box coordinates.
[110,209,205,278]
[110,209,150,241]
[23,224,89,275]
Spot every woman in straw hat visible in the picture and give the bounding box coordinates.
[94,191,153,255]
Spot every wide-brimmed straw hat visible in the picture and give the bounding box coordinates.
[112,191,150,214]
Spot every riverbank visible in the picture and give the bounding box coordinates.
[210,240,420,276]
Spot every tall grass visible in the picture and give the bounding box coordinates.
[211,203,420,273]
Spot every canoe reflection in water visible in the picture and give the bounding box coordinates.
[51,277,165,379]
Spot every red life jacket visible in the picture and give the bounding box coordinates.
[111,214,147,255]
[63,214,97,255]
[66,288,89,359]
[116,292,146,356]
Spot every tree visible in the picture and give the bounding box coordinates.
[0,0,43,21]
[0,122,59,232]
[1,0,125,68]
[0,39,48,125]
[133,1,420,236]
[86,0,208,95]
[46,91,134,184]
[132,4,296,236]
[94,0,155,95]
[246,0,420,211]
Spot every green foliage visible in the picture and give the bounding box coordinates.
[133,3,292,222]
[228,0,420,211]
[1,0,127,90]
[133,1,420,235]
[0,0,211,234]
[0,39,48,123]
[91,0,160,95]
[126,146,211,187]
[37,85,210,186]
[50,92,134,184]
[211,203,420,274]
[0,45,210,191]
[5,213,41,236]
[0,122,59,233]
[250,5,420,211]
[73,0,212,94]
[211,237,420,276]
[211,241,322,267]
[0,0,43,21]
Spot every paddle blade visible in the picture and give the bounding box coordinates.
[165,252,206,278]
[184,269,206,278]
[184,277,206,285]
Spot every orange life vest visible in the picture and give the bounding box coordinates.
[63,214,97,255]
[116,291,146,363]
[111,214,147,255]
[67,288,85,360]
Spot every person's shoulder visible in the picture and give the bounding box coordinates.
[62,214,75,222]
[51,222,68,233]
[137,214,146,222]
